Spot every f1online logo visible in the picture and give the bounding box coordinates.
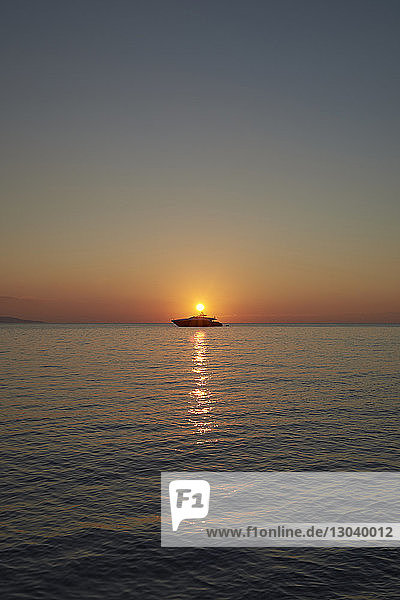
[169,480,210,531]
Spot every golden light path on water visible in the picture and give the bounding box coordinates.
[188,331,218,443]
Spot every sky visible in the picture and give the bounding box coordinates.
[1,0,399,322]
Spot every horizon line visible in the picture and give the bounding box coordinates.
[1,320,400,326]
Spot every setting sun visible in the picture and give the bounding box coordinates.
[196,304,205,312]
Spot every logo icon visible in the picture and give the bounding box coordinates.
[169,479,210,531]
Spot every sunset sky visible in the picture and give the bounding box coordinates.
[1,0,399,322]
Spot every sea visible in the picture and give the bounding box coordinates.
[1,324,399,599]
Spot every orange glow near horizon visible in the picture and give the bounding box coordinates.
[1,200,399,324]
[1,275,399,323]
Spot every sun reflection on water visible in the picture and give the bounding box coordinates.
[188,330,218,442]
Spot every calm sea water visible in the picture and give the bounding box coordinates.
[1,324,399,598]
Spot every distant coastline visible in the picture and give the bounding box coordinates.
[0,316,45,323]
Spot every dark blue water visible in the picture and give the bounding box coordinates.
[1,324,399,598]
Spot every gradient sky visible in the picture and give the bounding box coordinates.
[1,0,399,322]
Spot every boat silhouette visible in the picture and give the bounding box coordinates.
[171,312,223,327]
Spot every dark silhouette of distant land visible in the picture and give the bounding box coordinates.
[0,316,44,323]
